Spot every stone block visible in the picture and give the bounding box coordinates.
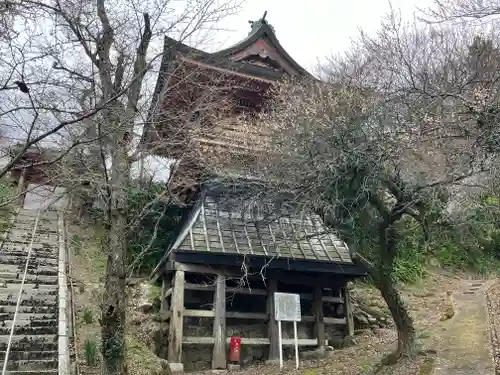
[343,335,357,347]
[227,364,241,371]
[168,362,184,373]
[300,347,326,360]
[264,359,280,366]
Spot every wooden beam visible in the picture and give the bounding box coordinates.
[165,287,173,299]
[168,270,185,364]
[272,272,329,287]
[323,295,344,303]
[171,262,348,291]
[185,282,267,296]
[172,262,348,288]
[184,309,215,318]
[267,279,279,361]
[160,276,172,314]
[182,337,327,346]
[313,285,325,349]
[343,285,355,336]
[302,316,346,325]
[212,275,226,369]
[227,312,268,320]
[172,261,238,277]
[227,287,267,296]
[183,309,268,320]
[185,282,214,291]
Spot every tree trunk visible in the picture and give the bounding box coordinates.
[376,272,416,357]
[101,139,129,375]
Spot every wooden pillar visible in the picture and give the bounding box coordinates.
[313,285,325,348]
[267,279,279,361]
[16,168,26,207]
[212,275,227,369]
[168,270,185,365]
[342,283,355,337]
[160,275,171,316]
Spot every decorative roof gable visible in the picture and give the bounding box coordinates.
[211,11,311,77]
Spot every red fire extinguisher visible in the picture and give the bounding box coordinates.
[229,337,241,362]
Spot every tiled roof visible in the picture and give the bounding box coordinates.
[171,193,353,264]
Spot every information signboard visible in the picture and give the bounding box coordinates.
[274,292,301,322]
[273,292,301,369]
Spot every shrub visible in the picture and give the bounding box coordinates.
[83,337,98,366]
[82,307,93,324]
[82,181,185,276]
[0,178,13,206]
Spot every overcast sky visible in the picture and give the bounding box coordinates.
[211,0,435,73]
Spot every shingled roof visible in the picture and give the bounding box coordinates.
[175,195,353,262]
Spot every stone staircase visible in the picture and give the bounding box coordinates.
[0,209,62,374]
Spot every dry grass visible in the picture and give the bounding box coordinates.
[67,223,165,375]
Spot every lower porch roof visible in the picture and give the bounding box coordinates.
[151,188,367,278]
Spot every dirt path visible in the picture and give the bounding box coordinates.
[431,278,495,375]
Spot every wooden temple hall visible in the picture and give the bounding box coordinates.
[145,12,367,372]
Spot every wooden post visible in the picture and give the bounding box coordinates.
[313,285,325,348]
[267,279,279,361]
[160,275,171,315]
[212,275,227,369]
[168,270,185,365]
[343,283,355,337]
[16,168,26,207]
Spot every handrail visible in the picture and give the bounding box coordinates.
[1,209,41,375]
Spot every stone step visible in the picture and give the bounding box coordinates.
[1,243,58,251]
[0,312,57,321]
[0,266,58,276]
[0,275,57,285]
[16,212,58,221]
[5,358,58,371]
[9,229,58,236]
[0,284,58,294]
[0,350,57,361]
[0,256,57,266]
[0,210,62,374]
[0,319,57,327]
[0,251,58,260]
[0,305,57,315]
[0,335,58,351]
[8,220,57,227]
[1,241,57,248]
[0,293,57,306]
[0,325,57,336]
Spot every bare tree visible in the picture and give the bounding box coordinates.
[425,0,500,21]
[208,8,500,362]
[1,1,242,374]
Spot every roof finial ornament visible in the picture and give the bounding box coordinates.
[248,11,274,34]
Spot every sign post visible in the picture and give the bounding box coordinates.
[274,292,301,370]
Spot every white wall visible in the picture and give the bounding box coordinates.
[23,184,68,211]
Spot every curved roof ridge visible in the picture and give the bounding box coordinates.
[210,12,312,78]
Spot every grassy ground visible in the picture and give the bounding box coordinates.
[67,223,166,375]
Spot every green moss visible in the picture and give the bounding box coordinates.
[126,334,164,375]
[148,284,162,302]
[418,356,436,375]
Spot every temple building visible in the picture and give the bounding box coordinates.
[145,12,367,372]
